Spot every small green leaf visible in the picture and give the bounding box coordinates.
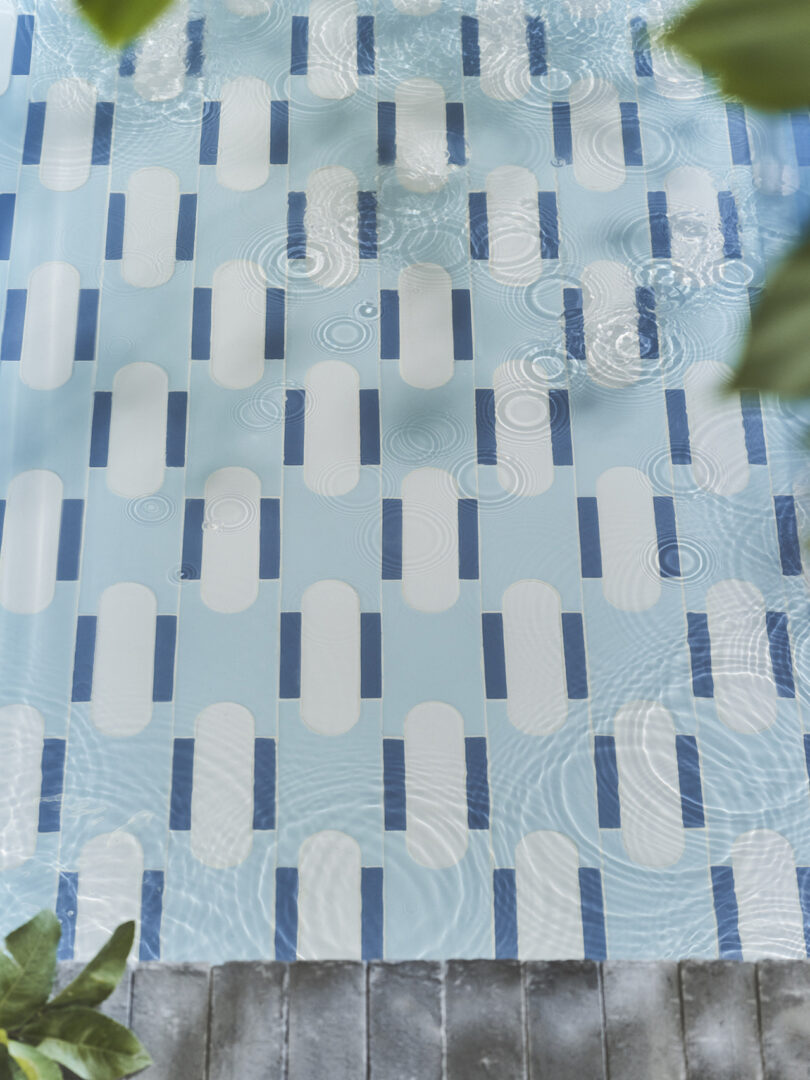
[7,1044,61,1080]
[730,233,810,397]
[0,1042,25,1080]
[48,922,134,1012]
[663,0,810,111]
[0,914,61,1030]
[74,0,178,47]
[23,1007,151,1080]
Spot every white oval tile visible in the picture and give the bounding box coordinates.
[493,357,553,496]
[75,832,144,960]
[404,701,468,868]
[121,166,180,288]
[106,362,169,498]
[516,830,584,959]
[401,466,459,613]
[665,165,723,267]
[486,166,541,285]
[300,579,361,736]
[200,467,262,614]
[191,702,255,868]
[304,360,360,496]
[0,469,62,614]
[0,0,16,97]
[39,78,96,192]
[398,263,455,390]
[133,0,189,102]
[91,583,156,738]
[596,466,660,612]
[683,360,749,496]
[0,705,44,870]
[581,260,642,387]
[502,580,567,735]
[297,830,362,959]
[217,77,272,191]
[305,166,359,288]
[211,260,268,389]
[394,78,449,193]
[732,829,805,959]
[570,78,624,192]
[477,0,530,101]
[20,262,80,390]
[307,0,359,100]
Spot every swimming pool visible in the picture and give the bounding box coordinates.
[0,0,809,964]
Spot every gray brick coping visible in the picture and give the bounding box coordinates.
[59,960,810,1079]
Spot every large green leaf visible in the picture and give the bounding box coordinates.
[7,1043,61,1080]
[23,1007,151,1080]
[663,0,810,110]
[0,914,61,1030]
[0,1042,25,1080]
[731,234,810,396]
[74,0,177,47]
[48,922,134,1012]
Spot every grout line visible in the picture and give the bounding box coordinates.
[677,961,691,1080]
[597,962,610,1080]
[521,963,530,1080]
[204,964,214,1080]
[753,963,768,1080]
[440,960,448,1080]
[365,961,372,1080]
[280,962,291,1080]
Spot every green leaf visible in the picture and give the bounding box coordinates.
[730,233,810,397]
[7,1044,61,1080]
[73,0,177,46]
[663,0,810,110]
[0,1042,25,1080]
[23,1007,151,1080]
[48,922,134,1012]
[0,914,61,1030]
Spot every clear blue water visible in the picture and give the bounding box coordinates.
[0,0,809,963]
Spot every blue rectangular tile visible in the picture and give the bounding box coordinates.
[360,389,381,465]
[482,613,507,700]
[275,867,298,961]
[0,194,15,259]
[461,15,481,76]
[253,737,276,830]
[71,615,96,702]
[718,190,742,259]
[185,17,205,76]
[270,100,289,164]
[105,193,125,260]
[636,286,659,360]
[766,610,796,698]
[91,101,114,165]
[740,392,767,465]
[469,191,489,260]
[55,871,78,960]
[265,286,285,360]
[166,391,187,468]
[383,739,406,831]
[711,865,743,959]
[563,287,585,361]
[139,870,165,961]
[358,190,378,259]
[11,14,33,75]
[290,15,308,75]
[458,498,479,579]
[647,191,671,258]
[465,737,489,830]
[665,388,691,465]
[726,103,751,165]
[620,101,643,166]
[74,289,100,362]
[797,867,810,957]
[38,738,66,833]
[259,498,281,580]
[357,15,375,75]
[476,387,496,465]
[579,867,607,961]
[199,100,220,165]
[89,391,112,467]
[1,288,26,362]
[577,497,602,578]
[380,288,399,358]
[594,735,621,829]
[279,611,302,698]
[284,388,306,466]
[169,738,195,831]
[774,495,802,576]
[152,615,177,703]
[181,498,205,581]
[175,194,197,261]
[119,45,136,77]
[552,101,572,165]
[538,191,559,259]
[191,287,212,360]
[446,102,466,166]
[561,612,588,699]
[493,868,518,959]
[549,388,573,466]
[452,289,473,360]
[361,867,384,960]
[791,112,810,167]
[361,612,382,698]
[378,101,396,165]
[382,498,402,579]
[687,612,714,698]
[526,16,546,76]
[653,495,680,578]
[56,500,83,581]
[287,191,306,259]
[630,16,653,76]
[676,734,705,829]
[22,101,45,165]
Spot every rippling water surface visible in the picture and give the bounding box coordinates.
[0,0,809,964]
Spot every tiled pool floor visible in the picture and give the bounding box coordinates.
[1,0,810,962]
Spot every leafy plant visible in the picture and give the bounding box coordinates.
[665,0,810,397]
[0,911,151,1080]
[74,0,176,47]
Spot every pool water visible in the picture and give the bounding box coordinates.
[1,0,810,964]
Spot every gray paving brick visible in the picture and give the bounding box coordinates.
[130,963,211,1080]
[209,962,286,1080]
[603,962,685,1080]
[445,960,524,1080]
[525,961,606,1080]
[53,961,133,1027]
[757,961,810,1080]
[287,961,366,1080]
[368,961,443,1080]
[681,961,763,1080]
